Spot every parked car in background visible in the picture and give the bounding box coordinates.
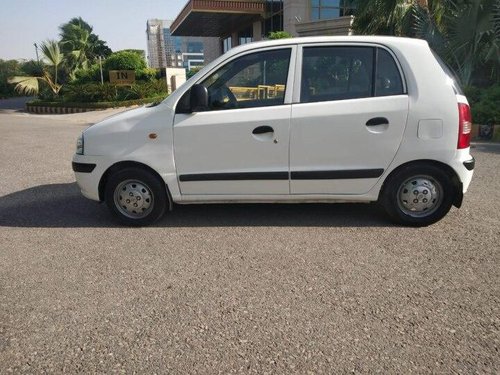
[73,36,474,226]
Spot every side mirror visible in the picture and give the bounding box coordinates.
[190,84,208,112]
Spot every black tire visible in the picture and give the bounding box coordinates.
[104,167,167,226]
[380,163,455,227]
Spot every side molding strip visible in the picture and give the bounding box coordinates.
[291,169,384,180]
[179,172,289,182]
[179,169,384,182]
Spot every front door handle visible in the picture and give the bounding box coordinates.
[252,125,274,135]
[366,117,389,126]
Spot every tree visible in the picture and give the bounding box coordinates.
[59,17,111,78]
[8,40,64,96]
[353,0,418,36]
[414,0,500,86]
[353,0,500,86]
[0,60,21,98]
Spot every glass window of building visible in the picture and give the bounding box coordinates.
[223,37,232,53]
[238,27,253,46]
[311,0,356,20]
[187,41,203,53]
[263,0,284,36]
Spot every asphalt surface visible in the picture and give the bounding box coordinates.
[0,107,499,373]
[0,97,33,112]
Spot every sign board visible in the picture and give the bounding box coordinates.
[109,70,135,85]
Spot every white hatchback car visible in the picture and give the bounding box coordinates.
[72,36,474,226]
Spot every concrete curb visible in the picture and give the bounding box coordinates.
[26,105,106,114]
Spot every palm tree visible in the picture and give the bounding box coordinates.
[59,17,111,78]
[353,0,500,86]
[8,40,64,95]
[353,0,421,36]
[60,18,92,75]
[413,0,500,86]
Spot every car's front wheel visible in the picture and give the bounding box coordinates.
[380,164,455,226]
[104,167,167,226]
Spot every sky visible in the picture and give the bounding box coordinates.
[0,0,188,60]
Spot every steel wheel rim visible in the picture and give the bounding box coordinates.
[113,179,154,219]
[397,175,443,218]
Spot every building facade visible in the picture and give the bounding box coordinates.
[170,0,356,59]
[146,19,219,69]
[146,19,167,68]
[287,0,355,37]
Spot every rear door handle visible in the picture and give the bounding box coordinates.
[252,125,274,134]
[366,117,389,126]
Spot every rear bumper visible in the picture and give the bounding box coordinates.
[450,149,474,194]
[451,157,474,208]
[463,157,475,171]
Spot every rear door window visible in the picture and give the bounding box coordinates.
[301,46,373,103]
[300,45,405,103]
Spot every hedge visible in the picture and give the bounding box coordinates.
[26,95,167,109]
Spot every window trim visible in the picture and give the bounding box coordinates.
[293,42,407,104]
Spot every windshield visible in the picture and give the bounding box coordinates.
[431,50,464,95]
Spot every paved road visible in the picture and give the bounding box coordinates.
[0,97,33,112]
[0,109,499,373]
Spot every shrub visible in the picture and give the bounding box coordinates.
[73,64,102,84]
[61,80,168,103]
[267,31,292,40]
[104,51,147,72]
[117,80,168,100]
[186,67,202,79]
[63,83,117,102]
[465,84,500,124]
[136,67,160,82]
[27,95,167,109]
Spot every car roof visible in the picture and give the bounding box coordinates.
[226,35,428,55]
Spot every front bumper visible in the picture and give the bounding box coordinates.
[72,162,96,173]
[72,154,109,201]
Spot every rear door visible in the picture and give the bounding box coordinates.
[290,44,409,194]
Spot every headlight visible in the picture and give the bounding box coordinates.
[76,134,84,155]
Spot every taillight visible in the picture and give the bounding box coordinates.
[458,103,472,149]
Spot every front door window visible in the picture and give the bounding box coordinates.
[200,49,291,111]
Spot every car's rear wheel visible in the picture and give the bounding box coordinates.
[380,164,455,226]
[105,167,167,226]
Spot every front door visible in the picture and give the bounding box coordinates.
[290,45,409,195]
[174,47,295,196]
